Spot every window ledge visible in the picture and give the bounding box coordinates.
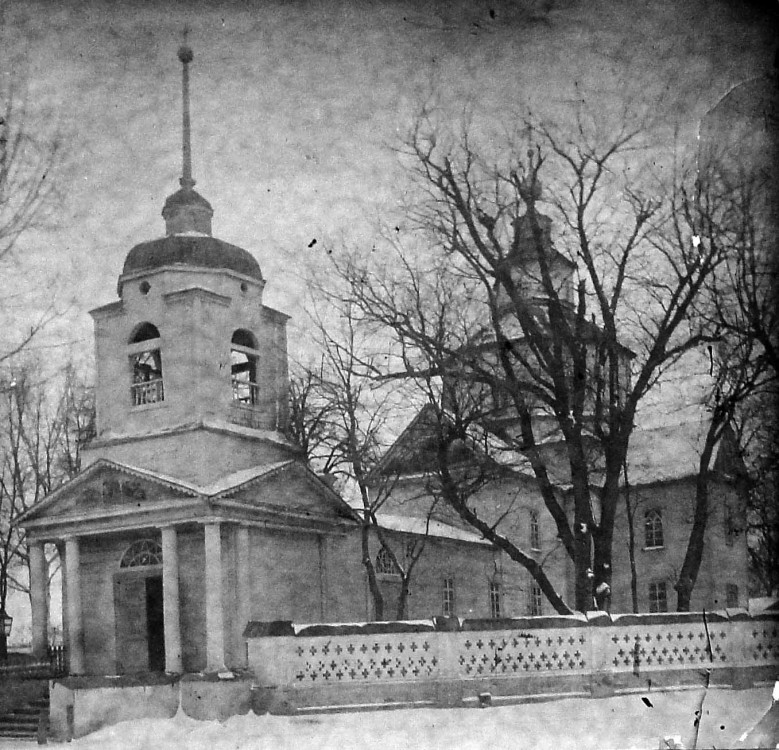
[130,401,168,413]
[643,545,665,551]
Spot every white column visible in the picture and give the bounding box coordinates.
[56,543,69,654]
[65,537,84,675]
[29,541,48,659]
[204,522,225,672]
[236,525,250,668]
[161,526,183,673]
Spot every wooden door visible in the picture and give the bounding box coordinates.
[114,574,149,674]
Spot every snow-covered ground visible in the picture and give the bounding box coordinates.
[0,686,773,749]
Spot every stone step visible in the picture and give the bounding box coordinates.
[0,720,38,729]
[0,692,49,741]
[0,710,39,719]
[7,706,42,717]
[0,726,37,734]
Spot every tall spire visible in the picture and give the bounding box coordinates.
[178,41,195,190]
[162,38,213,236]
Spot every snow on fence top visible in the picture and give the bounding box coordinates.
[245,609,779,698]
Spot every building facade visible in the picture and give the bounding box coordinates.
[16,48,750,680]
[16,47,503,677]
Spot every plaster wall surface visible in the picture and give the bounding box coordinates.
[80,535,128,675]
[380,472,747,615]
[246,528,324,623]
[81,428,296,485]
[610,479,749,613]
[381,475,570,615]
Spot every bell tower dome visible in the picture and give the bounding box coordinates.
[83,45,294,485]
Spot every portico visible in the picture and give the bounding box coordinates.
[20,456,357,676]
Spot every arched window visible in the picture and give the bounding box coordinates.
[375,546,399,576]
[120,539,163,568]
[231,329,259,405]
[529,510,540,550]
[129,322,164,406]
[644,509,664,549]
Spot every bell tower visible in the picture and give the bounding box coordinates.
[82,46,294,484]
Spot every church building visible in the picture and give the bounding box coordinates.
[17,47,750,680]
[16,47,501,677]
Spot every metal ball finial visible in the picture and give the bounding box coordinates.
[178,46,193,64]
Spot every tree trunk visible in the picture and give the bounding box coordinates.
[675,430,718,611]
[574,526,593,612]
[396,575,411,620]
[624,462,639,613]
[0,572,6,661]
[361,523,384,620]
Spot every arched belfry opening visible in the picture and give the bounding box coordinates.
[130,322,160,344]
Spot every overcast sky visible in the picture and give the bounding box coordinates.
[0,0,775,380]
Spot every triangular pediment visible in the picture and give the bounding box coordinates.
[18,459,201,524]
[210,460,358,522]
[19,458,358,533]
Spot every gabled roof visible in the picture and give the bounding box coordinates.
[18,456,359,526]
[372,512,491,546]
[371,401,734,493]
[367,404,539,484]
[624,415,736,486]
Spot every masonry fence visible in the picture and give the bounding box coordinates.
[245,610,779,712]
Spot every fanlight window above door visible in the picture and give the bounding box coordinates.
[120,539,163,568]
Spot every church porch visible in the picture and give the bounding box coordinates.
[26,519,248,678]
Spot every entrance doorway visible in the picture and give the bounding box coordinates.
[146,576,165,672]
[114,572,166,673]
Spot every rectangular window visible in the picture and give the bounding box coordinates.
[529,582,543,616]
[649,582,668,613]
[530,512,540,551]
[489,581,502,619]
[442,577,455,616]
[231,349,259,405]
[726,583,739,608]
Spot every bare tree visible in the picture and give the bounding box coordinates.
[326,108,735,614]
[674,339,767,610]
[289,296,434,620]
[0,361,92,657]
[744,411,779,597]
[0,79,62,365]
[678,152,779,607]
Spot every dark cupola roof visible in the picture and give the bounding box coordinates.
[162,187,213,236]
[120,44,263,287]
[123,235,262,280]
